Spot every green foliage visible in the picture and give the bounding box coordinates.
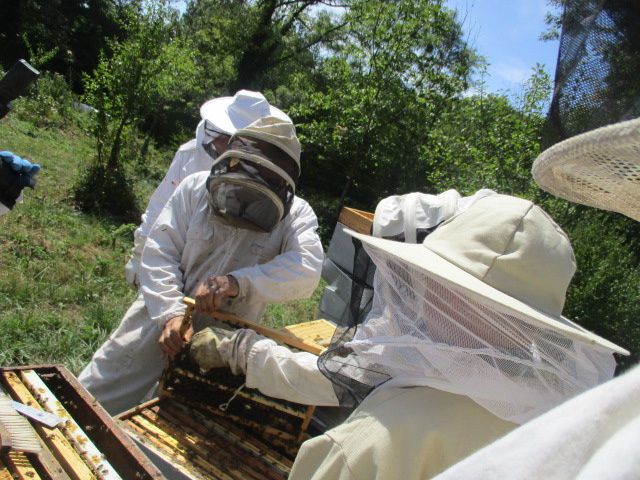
[182,0,349,93]
[0,116,135,372]
[19,33,59,70]
[424,66,550,196]
[294,0,476,218]
[0,0,125,91]
[83,1,197,166]
[264,279,326,329]
[11,72,79,129]
[74,162,140,221]
[78,0,199,216]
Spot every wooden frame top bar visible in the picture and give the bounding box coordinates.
[338,207,374,234]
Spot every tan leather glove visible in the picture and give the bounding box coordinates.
[189,326,262,375]
[189,326,235,373]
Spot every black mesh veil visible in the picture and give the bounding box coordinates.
[317,232,450,407]
[316,238,387,407]
[544,0,640,147]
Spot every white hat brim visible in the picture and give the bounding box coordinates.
[532,117,640,222]
[346,229,629,355]
[200,96,291,135]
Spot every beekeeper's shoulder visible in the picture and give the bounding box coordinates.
[177,138,197,152]
[289,195,317,222]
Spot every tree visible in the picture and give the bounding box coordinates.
[76,0,198,218]
[0,0,126,91]
[425,65,551,197]
[180,0,349,96]
[292,0,475,220]
[229,0,350,91]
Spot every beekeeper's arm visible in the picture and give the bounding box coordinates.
[197,199,323,312]
[139,174,196,355]
[190,327,339,406]
[126,146,191,286]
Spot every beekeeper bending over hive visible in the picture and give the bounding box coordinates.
[79,117,323,415]
[124,89,292,288]
[189,193,627,479]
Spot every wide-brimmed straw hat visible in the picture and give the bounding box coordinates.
[532,117,640,222]
[346,193,629,355]
[200,90,291,135]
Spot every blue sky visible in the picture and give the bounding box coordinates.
[445,0,560,95]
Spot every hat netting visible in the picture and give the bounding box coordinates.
[319,242,616,424]
[544,0,640,147]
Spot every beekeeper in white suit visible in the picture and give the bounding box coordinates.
[124,89,292,287]
[434,109,640,480]
[79,116,323,415]
[433,1,640,475]
[189,193,628,479]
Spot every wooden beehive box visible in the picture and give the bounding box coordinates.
[118,354,316,480]
[282,319,336,348]
[0,364,162,480]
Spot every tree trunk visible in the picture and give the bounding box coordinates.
[231,0,280,90]
[108,114,127,170]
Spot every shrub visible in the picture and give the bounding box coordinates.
[12,72,77,128]
[74,162,139,222]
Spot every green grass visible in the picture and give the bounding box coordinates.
[263,282,325,329]
[0,115,323,374]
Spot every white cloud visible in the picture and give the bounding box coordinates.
[494,62,531,84]
[516,0,550,18]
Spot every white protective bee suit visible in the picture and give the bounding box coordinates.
[228,337,516,480]
[125,90,293,286]
[78,171,323,415]
[124,121,219,285]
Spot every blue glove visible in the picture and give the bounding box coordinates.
[0,151,40,187]
[0,151,40,209]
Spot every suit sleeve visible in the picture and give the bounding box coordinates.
[139,175,195,327]
[230,199,323,304]
[242,338,339,406]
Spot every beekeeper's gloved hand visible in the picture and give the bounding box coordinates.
[0,151,40,210]
[189,326,262,375]
[1,151,40,180]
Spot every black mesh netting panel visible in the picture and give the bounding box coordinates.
[317,231,446,406]
[317,238,388,407]
[544,0,640,148]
